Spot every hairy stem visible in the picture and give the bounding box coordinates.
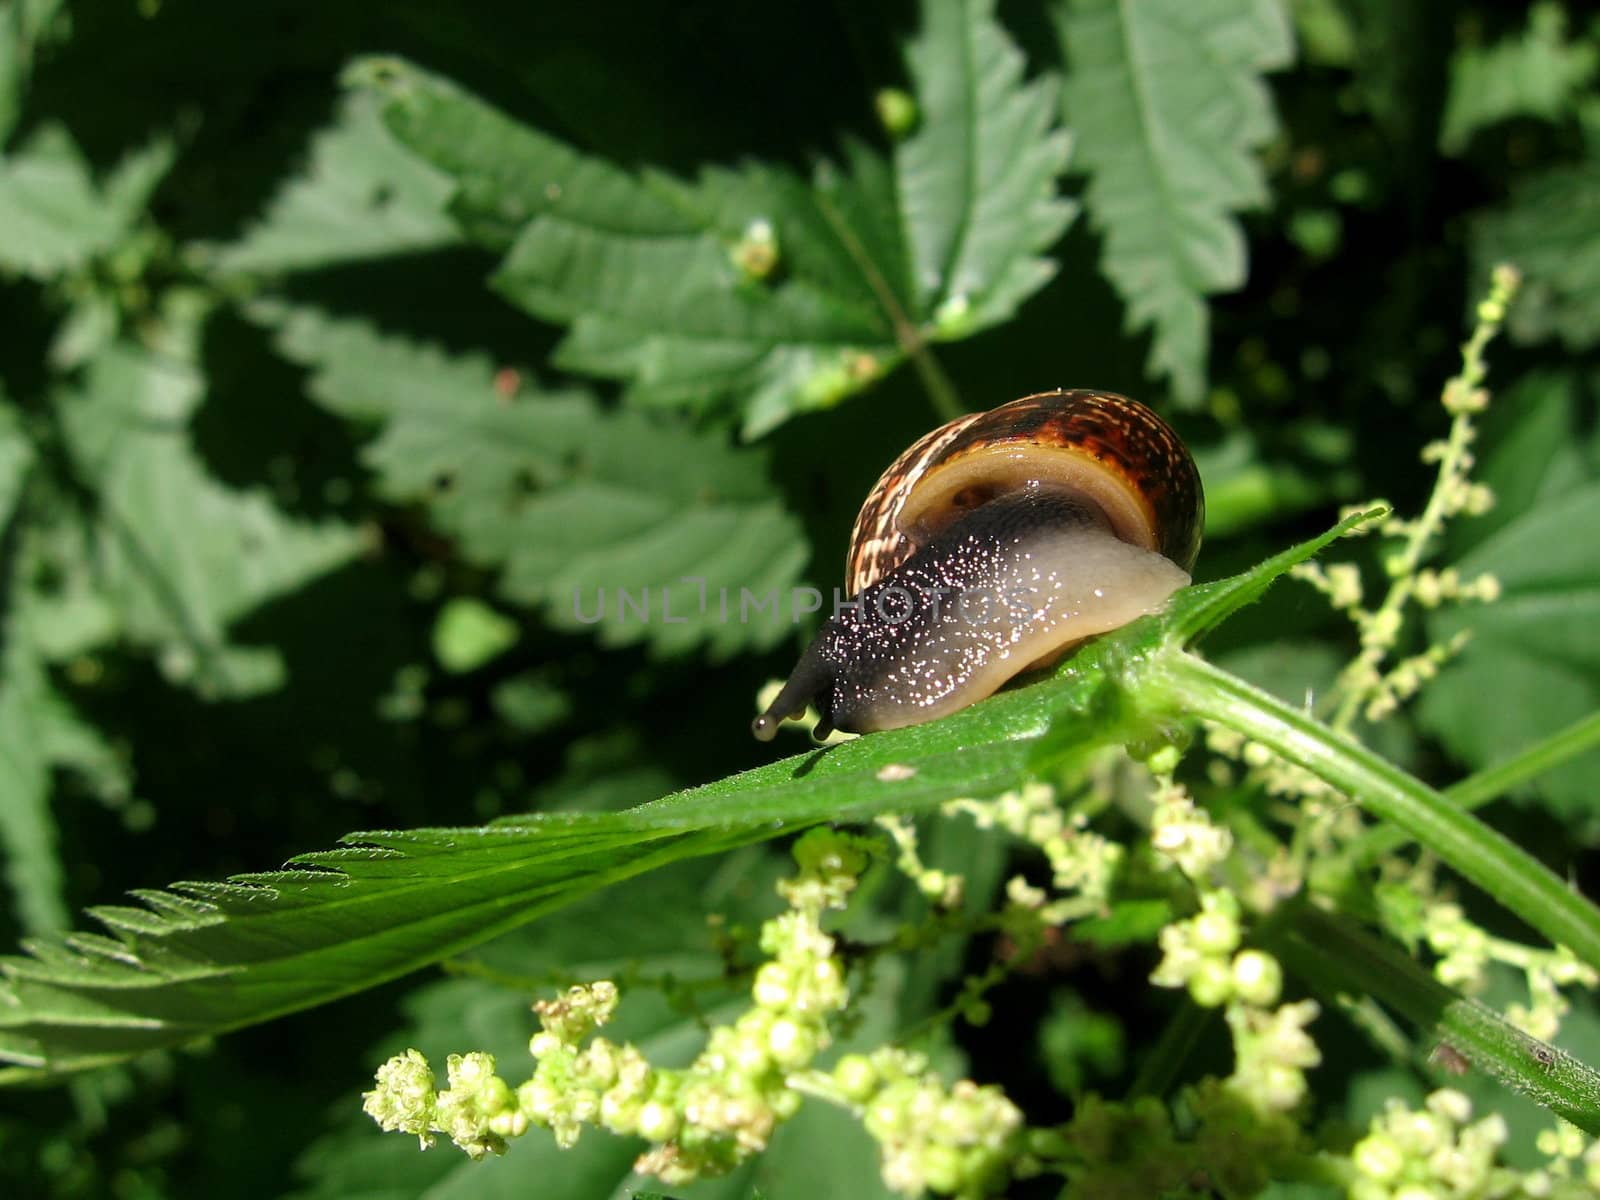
[1271,904,1600,1134]
[1156,650,1600,972]
[1350,709,1600,868]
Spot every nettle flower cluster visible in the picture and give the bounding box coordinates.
[363,827,1039,1197]
[363,770,1596,1197]
[1350,1090,1600,1200]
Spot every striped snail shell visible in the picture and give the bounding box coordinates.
[752,390,1204,741]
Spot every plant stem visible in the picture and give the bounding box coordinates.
[908,342,966,423]
[1127,997,1212,1099]
[1270,904,1600,1134]
[810,185,965,423]
[1351,709,1600,868]
[1155,650,1600,972]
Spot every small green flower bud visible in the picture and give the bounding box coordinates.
[636,1099,681,1142]
[489,1108,528,1138]
[834,1053,878,1102]
[1143,743,1183,776]
[803,958,846,1012]
[600,1089,642,1135]
[1424,1088,1471,1125]
[1188,958,1235,1007]
[1242,740,1273,768]
[1231,950,1283,1007]
[753,962,793,1009]
[1353,1131,1405,1181]
[1192,910,1241,956]
[1394,1109,1449,1156]
[1257,1063,1307,1111]
[767,1017,817,1068]
[363,1048,438,1144]
[730,218,779,282]
[875,88,919,138]
[921,1142,964,1193]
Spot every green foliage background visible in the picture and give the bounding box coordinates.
[0,0,1596,1195]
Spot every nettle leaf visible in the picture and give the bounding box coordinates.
[1053,0,1293,403]
[358,0,1074,437]
[0,418,64,935]
[55,338,363,697]
[0,636,1121,1077]
[0,520,1357,1078]
[264,305,809,657]
[1474,155,1600,351]
[212,90,458,275]
[1420,478,1600,825]
[0,124,173,278]
[0,406,129,937]
[0,620,126,937]
[1438,2,1597,155]
[0,0,68,144]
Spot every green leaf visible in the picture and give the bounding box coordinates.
[1419,481,1600,824]
[0,605,1139,1077]
[0,624,118,936]
[0,407,128,936]
[0,0,68,143]
[357,0,1074,436]
[1286,0,1355,68]
[1054,0,1293,403]
[56,337,363,696]
[1439,2,1598,155]
[211,91,458,275]
[0,124,172,278]
[1473,155,1600,351]
[264,305,810,657]
[0,518,1369,1078]
[0,513,1404,1089]
[0,418,64,935]
[1165,508,1383,645]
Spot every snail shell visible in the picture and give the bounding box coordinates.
[753,390,1204,741]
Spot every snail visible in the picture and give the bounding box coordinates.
[752,390,1203,741]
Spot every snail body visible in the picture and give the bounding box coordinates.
[752,391,1203,741]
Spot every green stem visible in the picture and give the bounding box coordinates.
[1127,997,1211,1099]
[907,343,964,423]
[1350,709,1600,868]
[809,185,964,423]
[1270,904,1600,1134]
[1155,650,1600,972]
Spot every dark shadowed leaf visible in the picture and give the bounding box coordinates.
[263,305,810,656]
[357,0,1073,436]
[1053,0,1292,402]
